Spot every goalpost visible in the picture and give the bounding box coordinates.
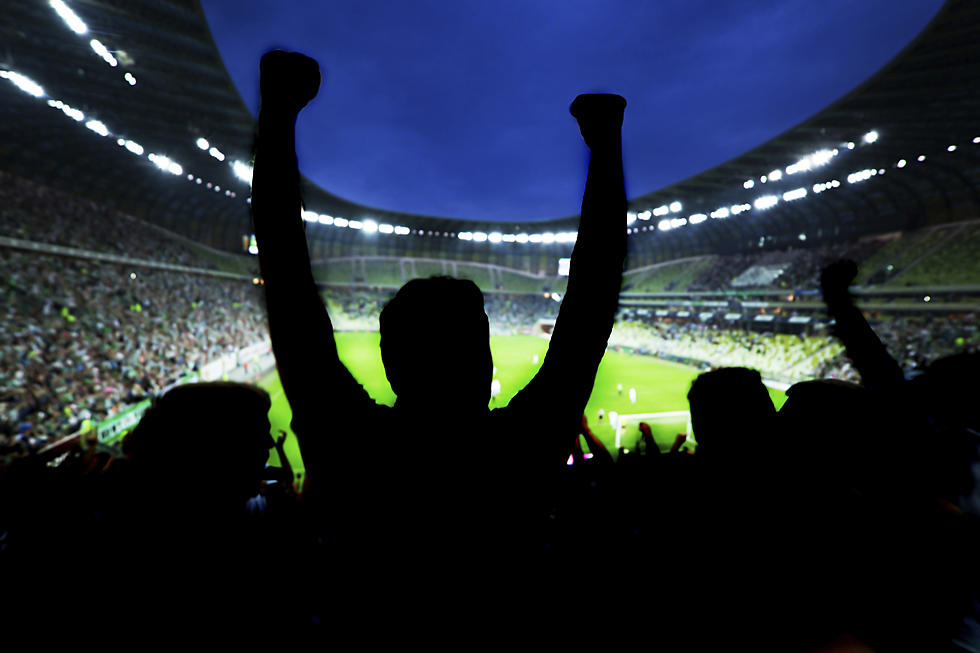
[611,410,695,453]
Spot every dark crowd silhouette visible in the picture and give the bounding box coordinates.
[1,51,978,649]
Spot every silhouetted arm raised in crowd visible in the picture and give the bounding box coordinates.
[509,95,627,463]
[250,51,374,477]
[820,259,904,392]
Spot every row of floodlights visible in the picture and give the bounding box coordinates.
[741,132,877,190]
[31,84,240,198]
[3,65,248,201]
[50,1,137,86]
[301,211,411,235]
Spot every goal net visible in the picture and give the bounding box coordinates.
[611,410,695,454]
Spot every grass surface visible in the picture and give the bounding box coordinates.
[259,332,787,478]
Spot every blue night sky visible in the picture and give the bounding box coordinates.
[202,0,944,222]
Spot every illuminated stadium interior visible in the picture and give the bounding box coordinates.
[1,0,979,642]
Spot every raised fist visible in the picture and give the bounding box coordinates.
[570,94,626,149]
[260,50,321,115]
[820,259,858,300]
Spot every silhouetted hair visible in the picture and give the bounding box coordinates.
[687,367,775,454]
[123,381,273,499]
[378,276,491,405]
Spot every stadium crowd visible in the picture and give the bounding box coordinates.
[323,285,559,335]
[0,170,215,268]
[609,312,979,383]
[0,248,267,455]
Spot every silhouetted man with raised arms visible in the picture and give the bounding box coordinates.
[251,51,626,587]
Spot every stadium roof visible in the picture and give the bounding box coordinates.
[1,0,978,265]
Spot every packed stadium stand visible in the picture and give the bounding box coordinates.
[1,0,979,646]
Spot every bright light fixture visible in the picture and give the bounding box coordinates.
[0,70,45,97]
[50,0,88,34]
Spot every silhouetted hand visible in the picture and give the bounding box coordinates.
[820,259,858,303]
[260,50,321,115]
[570,94,626,150]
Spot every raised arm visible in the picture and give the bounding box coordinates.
[250,51,373,476]
[509,94,627,460]
[820,259,904,392]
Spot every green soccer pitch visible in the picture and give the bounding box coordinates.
[257,332,788,481]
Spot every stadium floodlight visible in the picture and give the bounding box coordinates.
[710,208,729,219]
[208,147,225,162]
[348,220,363,230]
[0,70,45,97]
[488,232,502,243]
[730,204,749,215]
[846,141,855,150]
[754,195,778,210]
[786,149,835,174]
[657,219,672,231]
[783,187,807,201]
[301,210,318,222]
[502,233,516,243]
[124,140,143,155]
[638,210,652,221]
[362,220,378,233]
[231,160,253,185]
[85,119,109,136]
[831,180,840,187]
[863,130,879,144]
[394,226,410,235]
[334,217,348,227]
[52,100,83,120]
[50,0,88,34]
[124,72,136,86]
[847,169,874,184]
[529,234,543,243]
[689,213,707,224]
[743,180,755,189]
[917,155,926,162]
[472,231,488,242]
[974,137,980,144]
[669,201,682,213]
[556,232,577,243]
[798,233,807,241]
[379,223,394,234]
[768,169,783,182]
[318,214,334,225]
[196,138,210,150]
[458,232,473,241]
[90,39,118,67]
[897,159,907,168]
[551,293,562,303]
[541,233,556,244]
[670,218,687,228]
[626,212,637,225]
[651,205,668,217]
[947,145,957,152]
[516,233,529,243]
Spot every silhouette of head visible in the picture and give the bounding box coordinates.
[687,367,775,457]
[123,382,274,505]
[379,276,492,413]
[910,352,980,432]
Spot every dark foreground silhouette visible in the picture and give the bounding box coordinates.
[251,50,627,616]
